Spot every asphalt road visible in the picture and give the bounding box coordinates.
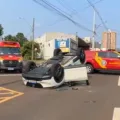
[0,73,120,120]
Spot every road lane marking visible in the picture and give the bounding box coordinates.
[0,87,24,104]
[112,108,120,120]
[0,74,21,77]
[118,76,120,86]
[0,92,14,95]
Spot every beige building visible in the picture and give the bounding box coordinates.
[102,31,117,49]
[35,32,79,59]
[35,32,89,59]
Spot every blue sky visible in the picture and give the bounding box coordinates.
[0,0,120,47]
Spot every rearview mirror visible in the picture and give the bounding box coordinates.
[118,55,120,58]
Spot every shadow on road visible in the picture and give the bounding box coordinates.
[0,80,21,87]
[0,71,21,74]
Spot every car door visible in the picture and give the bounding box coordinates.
[64,57,88,82]
[106,51,120,70]
[96,51,109,69]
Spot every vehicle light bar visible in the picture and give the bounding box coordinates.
[3,41,17,45]
[0,41,20,47]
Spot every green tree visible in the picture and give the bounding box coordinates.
[21,41,40,60]
[4,35,17,41]
[4,32,28,47]
[0,24,3,36]
[16,32,28,46]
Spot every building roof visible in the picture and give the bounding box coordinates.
[35,32,90,47]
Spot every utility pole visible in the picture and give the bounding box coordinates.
[31,18,35,60]
[76,32,78,47]
[92,10,96,50]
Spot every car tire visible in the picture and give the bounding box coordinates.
[86,64,94,74]
[76,47,86,64]
[86,80,90,85]
[51,63,64,83]
[22,61,37,73]
[18,69,22,73]
[54,48,62,56]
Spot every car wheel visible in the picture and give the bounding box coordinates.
[17,69,22,73]
[22,61,37,73]
[86,80,90,85]
[54,48,63,56]
[51,63,64,83]
[76,48,86,64]
[86,64,94,74]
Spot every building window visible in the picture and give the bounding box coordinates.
[48,43,50,47]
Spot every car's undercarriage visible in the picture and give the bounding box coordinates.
[22,48,89,88]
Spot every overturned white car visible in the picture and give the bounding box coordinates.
[22,48,89,88]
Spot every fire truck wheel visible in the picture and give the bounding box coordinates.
[18,69,22,73]
[22,61,37,73]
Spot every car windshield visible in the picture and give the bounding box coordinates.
[0,47,21,55]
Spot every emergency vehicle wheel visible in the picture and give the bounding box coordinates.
[22,61,37,73]
[76,48,85,64]
[86,64,94,74]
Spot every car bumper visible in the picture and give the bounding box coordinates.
[0,66,22,70]
[0,62,22,71]
[22,76,65,88]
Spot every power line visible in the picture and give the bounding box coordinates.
[50,0,104,27]
[56,0,77,14]
[56,0,75,14]
[86,0,108,30]
[84,0,104,9]
[86,0,118,50]
[33,0,71,17]
[33,0,93,32]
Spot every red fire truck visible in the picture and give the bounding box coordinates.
[0,41,23,72]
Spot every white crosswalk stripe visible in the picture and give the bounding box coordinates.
[113,76,120,120]
[112,108,120,120]
[118,76,120,86]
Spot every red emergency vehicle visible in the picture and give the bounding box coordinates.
[85,50,120,73]
[0,41,23,72]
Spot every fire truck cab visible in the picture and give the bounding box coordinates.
[0,41,23,72]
